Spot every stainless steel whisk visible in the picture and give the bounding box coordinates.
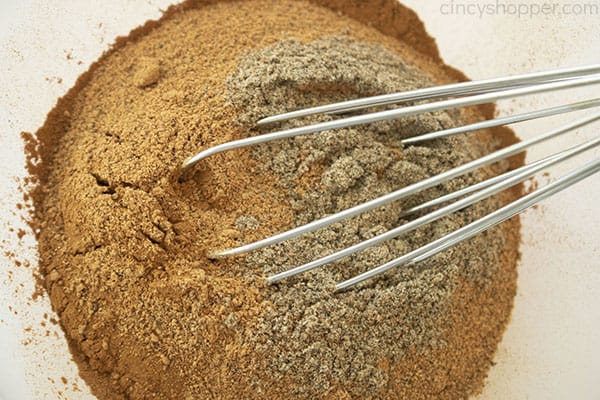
[182,64,600,290]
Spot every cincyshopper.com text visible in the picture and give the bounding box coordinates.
[440,1,600,18]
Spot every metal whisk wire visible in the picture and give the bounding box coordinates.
[181,65,600,169]
[183,64,600,290]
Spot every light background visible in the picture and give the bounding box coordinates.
[1,1,599,399]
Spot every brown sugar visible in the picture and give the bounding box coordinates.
[25,1,523,399]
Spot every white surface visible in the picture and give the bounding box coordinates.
[0,1,599,399]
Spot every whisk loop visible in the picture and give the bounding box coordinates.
[184,64,600,290]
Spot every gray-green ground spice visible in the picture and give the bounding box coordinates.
[227,37,509,397]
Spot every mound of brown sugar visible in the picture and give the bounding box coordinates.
[27,1,522,399]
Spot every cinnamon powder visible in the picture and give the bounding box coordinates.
[25,1,523,399]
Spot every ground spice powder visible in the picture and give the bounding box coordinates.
[26,1,522,399]
[227,36,516,398]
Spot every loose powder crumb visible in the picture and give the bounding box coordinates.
[26,1,522,399]
[132,57,161,88]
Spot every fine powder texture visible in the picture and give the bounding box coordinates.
[227,37,510,397]
[27,1,522,400]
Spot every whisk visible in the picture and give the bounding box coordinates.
[182,64,600,291]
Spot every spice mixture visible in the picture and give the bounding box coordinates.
[227,36,516,398]
[27,1,522,399]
